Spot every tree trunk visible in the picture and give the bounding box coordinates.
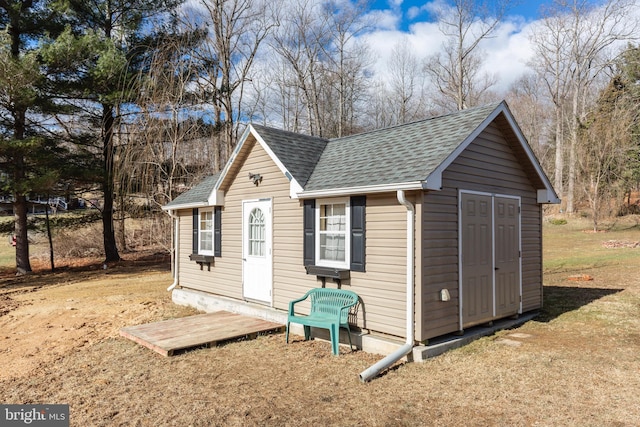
[9,5,32,275]
[116,193,127,252]
[102,103,121,263]
[14,194,31,275]
[553,106,564,209]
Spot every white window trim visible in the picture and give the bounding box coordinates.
[198,208,215,256]
[315,197,350,269]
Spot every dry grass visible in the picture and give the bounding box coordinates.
[1,217,640,426]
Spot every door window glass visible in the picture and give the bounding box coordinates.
[248,208,265,256]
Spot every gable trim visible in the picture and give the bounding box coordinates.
[251,127,304,198]
[215,125,305,201]
[425,102,559,203]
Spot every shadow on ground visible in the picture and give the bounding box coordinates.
[537,285,623,322]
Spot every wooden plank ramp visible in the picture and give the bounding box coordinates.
[120,311,284,356]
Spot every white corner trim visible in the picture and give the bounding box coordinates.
[290,180,303,199]
[208,190,225,206]
[251,126,301,188]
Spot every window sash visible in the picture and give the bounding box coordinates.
[199,210,214,255]
[316,199,349,268]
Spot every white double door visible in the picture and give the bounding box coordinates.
[242,199,272,304]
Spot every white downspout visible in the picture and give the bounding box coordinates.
[359,190,415,382]
[167,210,180,292]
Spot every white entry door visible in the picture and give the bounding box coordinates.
[242,199,272,304]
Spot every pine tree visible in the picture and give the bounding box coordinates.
[0,0,67,274]
[44,0,183,262]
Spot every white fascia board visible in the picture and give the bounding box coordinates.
[161,201,207,211]
[214,125,252,197]
[298,181,423,199]
[251,126,304,198]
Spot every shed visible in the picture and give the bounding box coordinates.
[162,101,559,352]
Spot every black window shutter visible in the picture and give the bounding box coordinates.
[303,199,315,266]
[214,206,222,257]
[192,208,199,254]
[350,196,366,272]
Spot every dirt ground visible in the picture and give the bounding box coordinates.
[1,249,640,426]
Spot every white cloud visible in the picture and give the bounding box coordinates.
[364,9,403,31]
[361,10,536,96]
[406,5,423,20]
[477,18,536,92]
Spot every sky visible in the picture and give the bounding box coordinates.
[370,0,545,30]
[360,0,549,94]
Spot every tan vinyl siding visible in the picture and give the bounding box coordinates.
[176,136,409,338]
[176,136,303,300]
[418,122,543,341]
[349,193,408,338]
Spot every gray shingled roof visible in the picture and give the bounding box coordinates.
[165,102,511,209]
[304,103,501,191]
[251,124,328,187]
[164,173,220,208]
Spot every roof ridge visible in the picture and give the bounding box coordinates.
[250,123,330,142]
[329,102,502,143]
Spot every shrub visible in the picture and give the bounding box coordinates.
[549,218,568,226]
[52,223,105,258]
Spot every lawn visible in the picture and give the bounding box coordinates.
[1,216,639,426]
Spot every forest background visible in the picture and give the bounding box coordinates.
[1,0,640,273]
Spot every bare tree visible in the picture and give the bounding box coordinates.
[270,0,331,136]
[529,11,573,204]
[248,56,307,131]
[387,38,430,125]
[318,0,372,137]
[362,79,396,129]
[124,30,212,210]
[189,0,275,169]
[269,0,372,137]
[424,0,508,111]
[531,0,638,213]
[506,73,555,175]
[578,76,639,230]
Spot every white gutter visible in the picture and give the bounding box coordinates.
[167,210,180,292]
[359,190,415,382]
[299,181,423,199]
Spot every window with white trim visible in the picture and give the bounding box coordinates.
[198,209,214,255]
[316,198,350,268]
